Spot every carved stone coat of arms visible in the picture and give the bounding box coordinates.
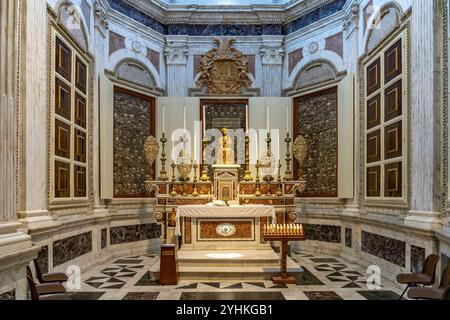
[196,38,252,95]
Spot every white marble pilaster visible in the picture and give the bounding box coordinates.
[0,0,37,300]
[165,36,189,96]
[259,40,284,97]
[17,0,50,222]
[406,0,442,229]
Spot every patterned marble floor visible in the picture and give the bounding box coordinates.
[68,251,403,300]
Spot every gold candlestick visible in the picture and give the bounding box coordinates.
[255,160,262,197]
[200,138,210,181]
[263,132,274,182]
[170,162,177,197]
[192,162,199,197]
[158,132,169,181]
[284,132,293,181]
[276,160,283,197]
[243,134,252,181]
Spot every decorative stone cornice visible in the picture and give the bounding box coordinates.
[94,0,109,31]
[164,45,189,65]
[260,46,285,65]
[343,3,359,35]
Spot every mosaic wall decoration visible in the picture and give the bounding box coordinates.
[53,232,92,267]
[110,223,161,245]
[410,245,425,273]
[303,224,341,243]
[294,88,338,197]
[36,245,49,274]
[113,88,155,198]
[361,231,405,267]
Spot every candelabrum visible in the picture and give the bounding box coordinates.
[243,134,252,181]
[255,160,262,197]
[263,132,274,182]
[284,132,293,181]
[200,138,210,181]
[192,162,199,197]
[158,132,169,181]
[262,223,305,284]
[276,160,283,197]
[170,162,177,197]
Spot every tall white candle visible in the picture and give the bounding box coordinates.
[266,104,270,131]
[183,104,186,133]
[245,105,249,131]
[193,134,197,162]
[162,104,166,133]
[286,105,289,133]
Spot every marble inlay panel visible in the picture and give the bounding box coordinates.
[0,290,15,300]
[198,219,254,241]
[147,48,160,74]
[288,48,303,75]
[53,232,92,267]
[101,228,107,249]
[109,31,125,56]
[110,223,161,245]
[361,231,405,267]
[410,245,425,273]
[345,228,352,248]
[113,89,154,197]
[304,224,341,243]
[325,32,343,58]
[441,253,450,272]
[363,0,374,33]
[180,292,285,300]
[36,245,49,274]
[245,55,256,76]
[295,88,338,197]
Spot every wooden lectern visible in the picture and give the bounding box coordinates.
[159,244,179,285]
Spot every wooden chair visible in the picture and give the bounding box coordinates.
[26,266,68,300]
[396,254,440,299]
[407,266,450,300]
[33,259,68,284]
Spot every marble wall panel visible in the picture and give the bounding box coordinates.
[101,228,107,249]
[109,31,126,56]
[147,48,160,74]
[410,245,425,273]
[304,224,341,243]
[295,88,338,197]
[53,232,93,267]
[113,89,154,197]
[81,0,91,30]
[361,231,406,267]
[325,32,343,58]
[345,228,352,248]
[363,0,374,33]
[110,223,161,245]
[441,253,450,272]
[288,48,303,75]
[36,245,49,274]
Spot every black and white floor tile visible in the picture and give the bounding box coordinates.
[68,251,402,300]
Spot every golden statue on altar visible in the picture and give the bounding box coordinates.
[217,128,235,165]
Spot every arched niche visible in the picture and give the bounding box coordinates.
[294,60,339,90]
[56,0,89,52]
[364,2,403,55]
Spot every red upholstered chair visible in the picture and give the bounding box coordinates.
[33,259,68,284]
[407,266,450,300]
[396,254,440,299]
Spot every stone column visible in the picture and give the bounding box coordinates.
[406,0,442,229]
[259,36,284,97]
[0,0,37,300]
[165,36,189,97]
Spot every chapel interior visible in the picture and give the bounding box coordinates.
[1,0,450,301]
